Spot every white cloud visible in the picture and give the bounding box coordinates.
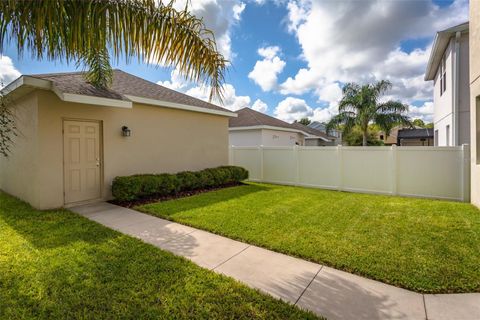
[248,46,286,91]
[258,46,281,59]
[409,101,434,122]
[275,97,313,122]
[316,82,342,105]
[251,99,268,113]
[233,2,246,20]
[157,67,266,112]
[0,56,21,87]
[186,83,251,111]
[157,69,189,91]
[280,0,468,105]
[170,0,246,61]
[309,82,343,123]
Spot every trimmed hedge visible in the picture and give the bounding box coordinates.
[112,166,249,202]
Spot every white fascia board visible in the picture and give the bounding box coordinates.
[229,125,307,135]
[124,94,237,117]
[425,23,469,81]
[424,33,446,81]
[305,136,330,142]
[52,87,132,108]
[0,75,52,96]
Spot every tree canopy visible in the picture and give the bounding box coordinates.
[294,118,311,126]
[326,80,411,146]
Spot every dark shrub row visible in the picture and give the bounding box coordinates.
[111,166,249,202]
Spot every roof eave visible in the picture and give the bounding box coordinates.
[1,75,236,116]
[305,136,331,142]
[425,22,469,81]
[229,125,307,135]
[125,95,237,117]
[1,75,52,97]
[425,33,443,81]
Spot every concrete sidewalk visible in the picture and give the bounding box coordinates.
[71,202,480,320]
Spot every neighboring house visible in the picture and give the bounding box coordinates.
[377,125,431,145]
[470,4,480,207]
[0,70,236,209]
[229,108,306,146]
[290,122,337,146]
[396,128,434,146]
[308,121,342,145]
[425,22,469,146]
[377,125,407,145]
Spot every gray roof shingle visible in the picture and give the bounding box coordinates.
[290,122,334,140]
[229,107,300,131]
[397,128,434,139]
[27,69,231,113]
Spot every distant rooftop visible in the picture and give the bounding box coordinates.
[290,122,334,141]
[229,107,300,131]
[397,128,434,139]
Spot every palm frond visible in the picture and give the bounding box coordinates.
[0,0,227,100]
[326,112,356,135]
[0,90,17,157]
[374,113,412,136]
[377,100,409,114]
[78,48,113,88]
[331,80,409,143]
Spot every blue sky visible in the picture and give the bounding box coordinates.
[0,0,469,123]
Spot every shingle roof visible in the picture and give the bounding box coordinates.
[229,107,300,131]
[27,69,230,113]
[290,122,334,140]
[397,128,434,139]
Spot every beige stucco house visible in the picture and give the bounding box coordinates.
[0,70,236,209]
[470,4,480,207]
[229,107,307,146]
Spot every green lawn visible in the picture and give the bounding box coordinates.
[0,192,319,320]
[138,183,480,294]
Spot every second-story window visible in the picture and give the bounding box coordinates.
[440,54,447,96]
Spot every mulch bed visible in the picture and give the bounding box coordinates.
[109,182,244,208]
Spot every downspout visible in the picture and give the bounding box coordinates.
[453,31,461,146]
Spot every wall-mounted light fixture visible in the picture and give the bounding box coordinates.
[121,126,131,137]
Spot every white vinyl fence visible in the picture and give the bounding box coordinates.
[229,145,470,202]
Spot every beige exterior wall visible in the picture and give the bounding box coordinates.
[229,129,262,146]
[1,90,229,209]
[261,129,304,146]
[229,128,305,146]
[470,1,480,207]
[0,93,40,206]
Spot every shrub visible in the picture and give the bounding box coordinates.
[112,166,249,202]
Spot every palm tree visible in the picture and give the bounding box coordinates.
[326,80,411,146]
[0,0,227,100]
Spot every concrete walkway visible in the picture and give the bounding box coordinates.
[71,202,480,320]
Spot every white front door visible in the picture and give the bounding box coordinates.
[63,120,102,204]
